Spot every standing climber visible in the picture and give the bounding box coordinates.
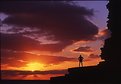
[78,55,84,67]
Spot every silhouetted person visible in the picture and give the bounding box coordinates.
[78,55,84,67]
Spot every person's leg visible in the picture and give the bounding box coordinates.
[79,62,80,67]
[81,62,83,67]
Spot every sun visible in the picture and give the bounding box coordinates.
[24,62,44,71]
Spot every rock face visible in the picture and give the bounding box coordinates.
[50,66,120,83]
[100,1,121,68]
[50,1,121,83]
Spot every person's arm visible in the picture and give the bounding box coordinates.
[82,57,84,60]
[78,57,80,60]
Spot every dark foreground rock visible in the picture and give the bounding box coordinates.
[50,64,120,84]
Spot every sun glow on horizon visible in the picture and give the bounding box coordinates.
[23,62,45,71]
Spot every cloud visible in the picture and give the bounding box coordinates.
[1,69,67,80]
[1,49,76,69]
[1,49,28,67]
[80,54,100,62]
[73,46,93,52]
[97,29,111,40]
[1,33,71,52]
[1,69,67,75]
[88,54,99,59]
[1,33,42,51]
[0,1,98,52]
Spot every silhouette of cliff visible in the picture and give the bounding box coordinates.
[50,1,121,83]
[100,1,121,69]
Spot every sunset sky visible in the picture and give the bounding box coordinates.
[0,1,109,80]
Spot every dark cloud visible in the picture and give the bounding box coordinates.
[1,69,67,80]
[81,54,100,62]
[1,49,76,68]
[1,33,41,51]
[1,69,67,75]
[1,33,71,52]
[88,54,99,59]
[0,1,98,52]
[73,46,93,52]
